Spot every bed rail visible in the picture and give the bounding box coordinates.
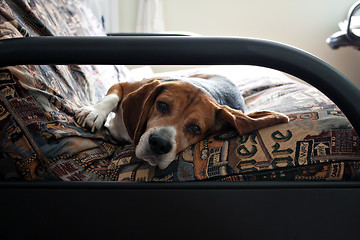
[1,181,360,239]
[0,36,359,136]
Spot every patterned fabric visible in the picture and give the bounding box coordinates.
[0,0,359,181]
[0,0,133,180]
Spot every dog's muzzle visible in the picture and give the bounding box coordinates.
[135,126,177,169]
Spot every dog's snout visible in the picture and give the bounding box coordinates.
[149,134,172,155]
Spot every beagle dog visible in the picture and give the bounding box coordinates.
[75,75,289,169]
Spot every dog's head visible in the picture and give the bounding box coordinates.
[121,79,288,169]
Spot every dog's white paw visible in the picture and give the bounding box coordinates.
[74,94,120,133]
[75,106,107,132]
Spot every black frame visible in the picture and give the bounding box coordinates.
[1,36,360,136]
[2,181,360,239]
[1,36,360,239]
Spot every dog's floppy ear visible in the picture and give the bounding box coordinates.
[216,105,289,135]
[121,80,163,144]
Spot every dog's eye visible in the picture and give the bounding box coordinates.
[187,124,201,135]
[156,101,169,114]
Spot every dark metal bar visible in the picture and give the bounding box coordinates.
[106,32,193,36]
[1,181,360,189]
[1,36,359,136]
[2,180,360,239]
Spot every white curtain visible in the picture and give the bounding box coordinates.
[80,0,120,33]
[136,0,165,33]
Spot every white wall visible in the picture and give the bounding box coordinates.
[118,0,360,89]
[118,0,138,32]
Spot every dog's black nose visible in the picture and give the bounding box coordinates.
[149,134,172,155]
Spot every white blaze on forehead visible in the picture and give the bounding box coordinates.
[154,126,176,139]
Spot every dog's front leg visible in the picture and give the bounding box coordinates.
[75,94,120,132]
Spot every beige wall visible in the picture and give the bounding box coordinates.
[118,0,360,89]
